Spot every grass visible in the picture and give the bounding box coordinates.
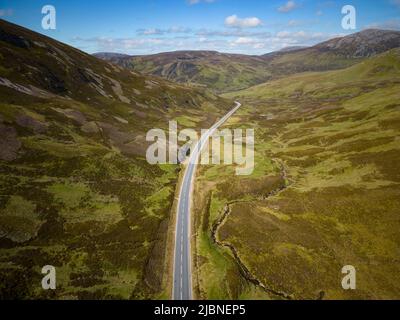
[2,18,400,300]
[128,52,274,94]
[0,94,230,299]
[0,196,43,243]
[174,116,197,128]
[197,232,234,299]
[193,49,400,300]
[0,18,233,299]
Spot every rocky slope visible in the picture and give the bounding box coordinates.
[315,29,400,58]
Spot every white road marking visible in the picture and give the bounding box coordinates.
[172,102,241,300]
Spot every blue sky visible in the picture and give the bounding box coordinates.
[1,0,400,55]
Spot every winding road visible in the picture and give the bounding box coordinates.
[173,101,242,300]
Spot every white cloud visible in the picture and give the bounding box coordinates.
[196,29,271,38]
[187,0,215,5]
[138,28,164,35]
[276,31,291,38]
[234,37,256,45]
[73,27,339,55]
[276,30,336,43]
[137,25,272,38]
[225,15,263,28]
[390,0,400,8]
[288,19,302,27]
[137,27,192,36]
[365,19,400,31]
[230,37,267,50]
[0,8,13,17]
[278,1,298,13]
[228,29,338,52]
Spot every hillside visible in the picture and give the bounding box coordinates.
[262,29,400,77]
[0,19,231,299]
[229,47,400,100]
[96,29,400,93]
[192,49,400,299]
[315,29,400,57]
[95,50,273,93]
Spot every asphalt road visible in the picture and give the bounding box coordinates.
[173,101,242,300]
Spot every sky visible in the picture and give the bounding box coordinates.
[1,0,400,55]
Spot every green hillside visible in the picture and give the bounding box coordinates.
[98,51,274,94]
[0,19,231,299]
[228,47,400,100]
[261,29,400,77]
[192,49,400,299]
[2,16,400,301]
[96,29,400,94]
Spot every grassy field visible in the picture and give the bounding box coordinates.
[2,19,400,300]
[0,20,232,299]
[192,49,400,299]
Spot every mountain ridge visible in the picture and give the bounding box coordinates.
[95,29,400,93]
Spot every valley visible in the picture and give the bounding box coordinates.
[192,48,400,299]
[96,29,400,93]
[0,16,400,301]
[0,19,231,299]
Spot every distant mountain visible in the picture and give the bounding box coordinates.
[278,46,309,53]
[93,52,131,60]
[261,29,400,77]
[95,50,274,93]
[0,22,227,117]
[315,29,400,58]
[96,29,400,93]
[0,19,230,299]
[227,47,400,100]
[261,46,309,58]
